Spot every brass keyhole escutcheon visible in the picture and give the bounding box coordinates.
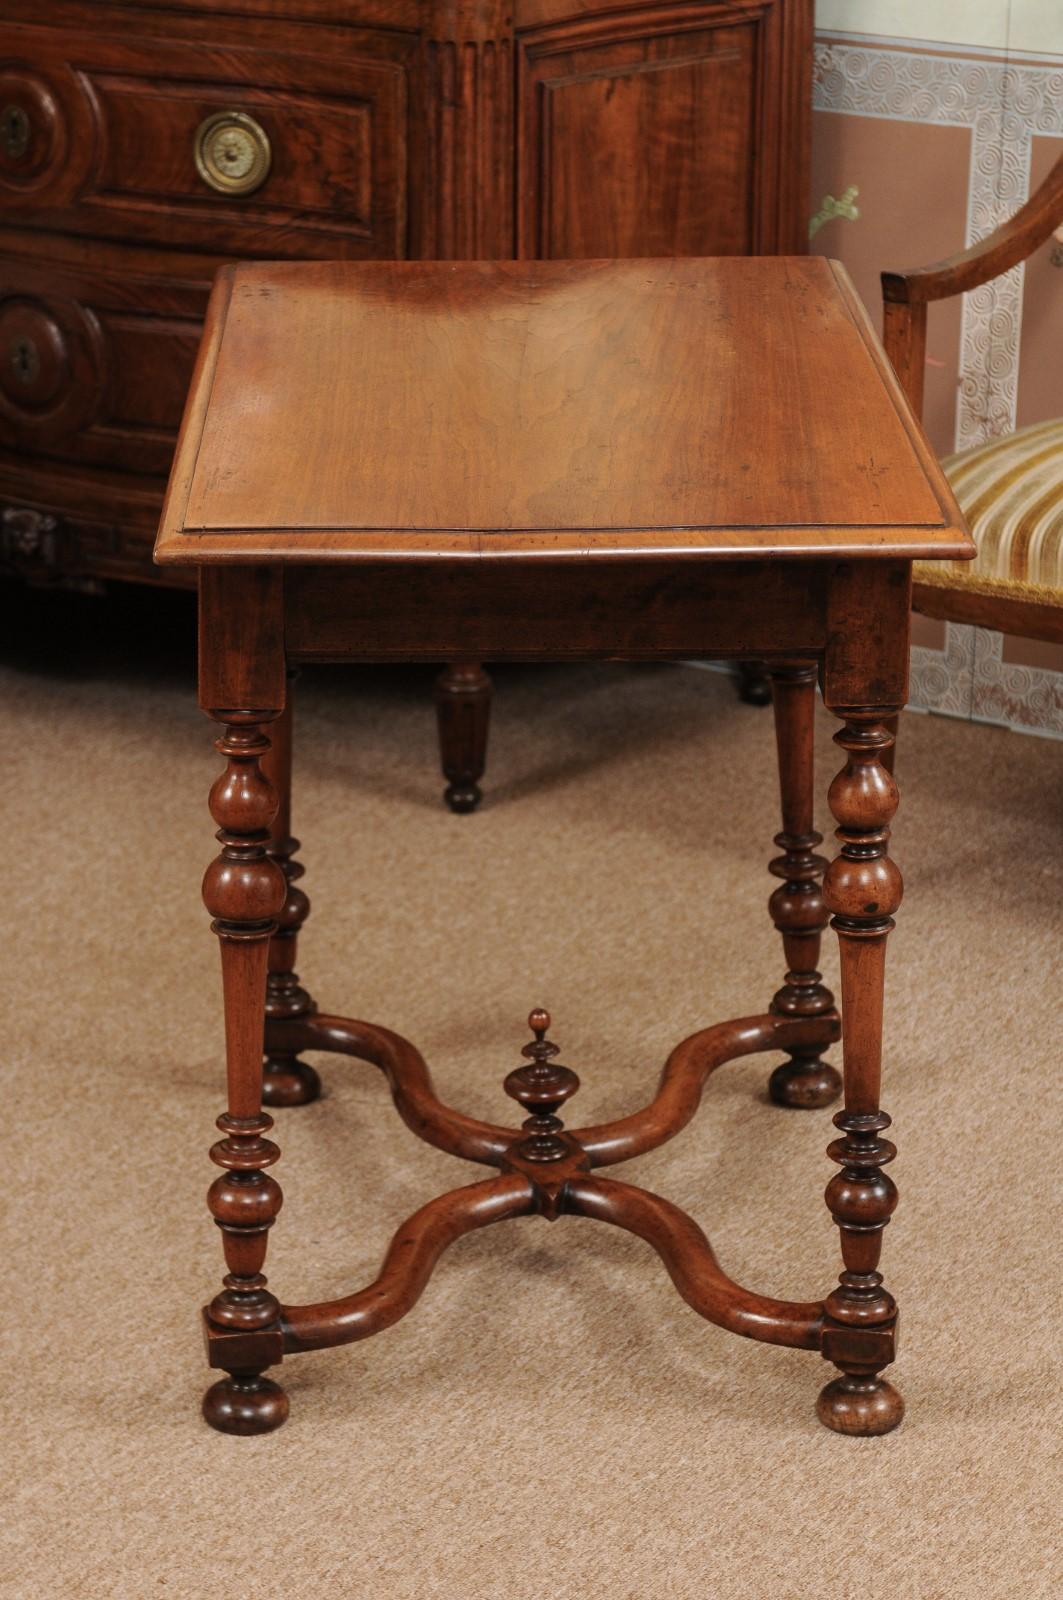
[194,110,271,197]
[10,333,40,385]
[2,104,30,160]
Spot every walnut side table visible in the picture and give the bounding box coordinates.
[156,257,972,1437]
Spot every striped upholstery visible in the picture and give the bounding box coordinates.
[915,416,1063,609]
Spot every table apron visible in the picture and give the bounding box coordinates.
[282,558,836,664]
[197,559,912,713]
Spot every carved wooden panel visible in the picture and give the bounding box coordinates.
[90,308,204,464]
[0,66,68,194]
[516,1,806,260]
[0,251,208,477]
[0,28,407,258]
[0,287,104,449]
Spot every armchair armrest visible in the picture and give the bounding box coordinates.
[882,151,1063,306]
[880,151,1063,416]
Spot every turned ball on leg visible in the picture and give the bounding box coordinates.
[769,1052,842,1109]
[262,1053,322,1107]
[816,1373,904,1436]
[203,1372,289,1435]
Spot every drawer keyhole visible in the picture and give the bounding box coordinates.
[2,105,30,160]
[10,335,40,385]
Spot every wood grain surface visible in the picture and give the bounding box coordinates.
[156,255,972,565]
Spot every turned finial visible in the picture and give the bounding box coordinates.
[528,1007,550,1039]
[503,1008,580,1162]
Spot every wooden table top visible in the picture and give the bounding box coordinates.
[156,257,972,568]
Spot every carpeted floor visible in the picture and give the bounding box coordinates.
[2,583,1061,1600]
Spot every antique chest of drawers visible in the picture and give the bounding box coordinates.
[0,0,812,589]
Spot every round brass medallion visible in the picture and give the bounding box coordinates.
[194,110,271,197]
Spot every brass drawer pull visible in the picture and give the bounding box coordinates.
[194,110,271,197]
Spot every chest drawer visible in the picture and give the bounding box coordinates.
[0,22,407,257]
[0,248,207,478]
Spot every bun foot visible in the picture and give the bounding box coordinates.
[769,1057,842,1109]
[443,782,482,814]
[262,1055,322,1107]
[816,1374,904,1436]
[203,1374,289,1435]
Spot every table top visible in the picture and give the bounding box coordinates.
[156,257,972,567]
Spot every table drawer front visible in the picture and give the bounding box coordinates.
[283,560,832,663]
[0,252,206,477]
[0,25,407,257]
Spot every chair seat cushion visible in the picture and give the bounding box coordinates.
[914,417,1063,608]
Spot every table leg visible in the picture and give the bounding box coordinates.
[201,711,290,1434]
[881,712,900,776]
[766,662,841,1108]
[262,679,321,1106]
[435,662,492,813]
[817,710,904,1435]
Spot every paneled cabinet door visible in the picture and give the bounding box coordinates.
[516,0,810,259]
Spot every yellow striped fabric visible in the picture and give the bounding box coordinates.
[914,416,1063,608]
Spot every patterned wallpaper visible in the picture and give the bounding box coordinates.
[809,13,1063,737]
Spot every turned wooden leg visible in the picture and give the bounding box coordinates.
[261,679,320,1107]
[435,661,491,813]
[817,711,903,1436]
[766,662,841,1109]
[201,711,290,1434]
[881,712,900,777]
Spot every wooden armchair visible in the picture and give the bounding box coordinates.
[882,153,1063,653]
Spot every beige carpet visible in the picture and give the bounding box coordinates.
[2,584,1061,1600]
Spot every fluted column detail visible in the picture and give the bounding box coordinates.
[421,22,513,261]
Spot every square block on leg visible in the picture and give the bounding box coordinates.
[821,1315,899,1371]
[202,1308,285,1372]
